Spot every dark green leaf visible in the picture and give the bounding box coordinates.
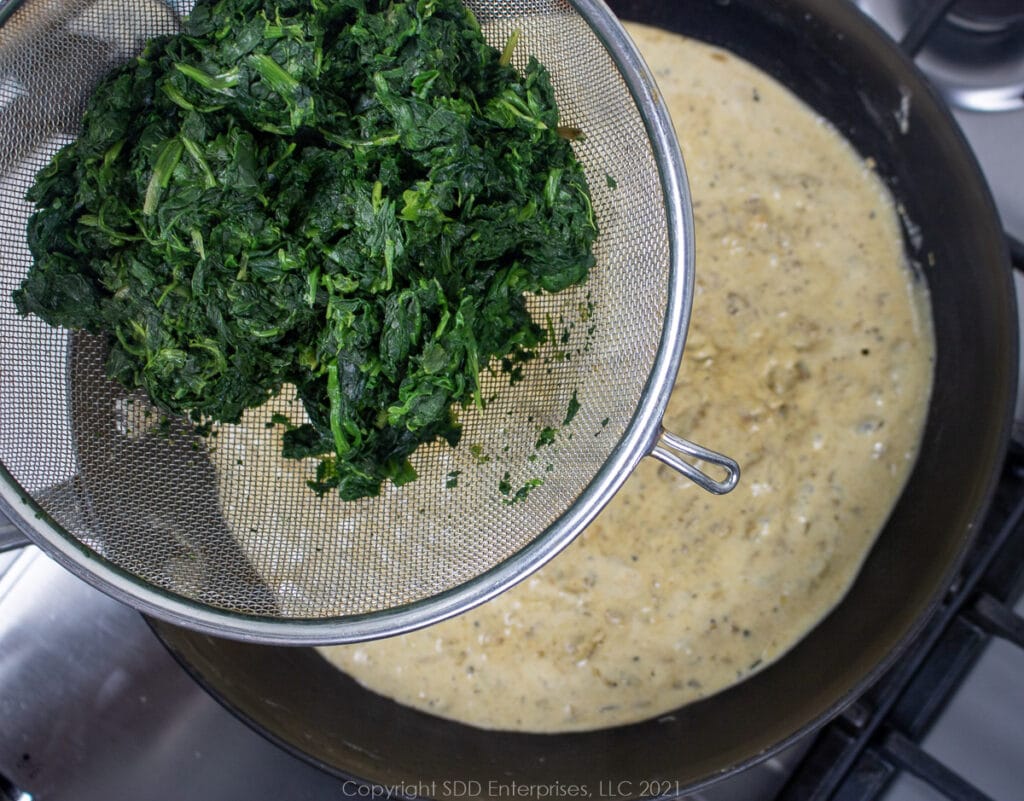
[15,0,597,501]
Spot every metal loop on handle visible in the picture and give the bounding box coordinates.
[650,429,740,495]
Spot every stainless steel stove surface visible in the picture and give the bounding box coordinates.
[857,0,1024,244]
[2,2,1024,801]
[0,546,349,801]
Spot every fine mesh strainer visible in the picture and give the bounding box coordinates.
[0,0,739,643]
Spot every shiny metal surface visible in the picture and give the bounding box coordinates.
[862,0,1024,109]
[865,0,1024,112]
[0,546,351,800]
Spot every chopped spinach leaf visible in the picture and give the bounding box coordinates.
[499,473,544,505]
[535,426,556,448]
[563,390,581,426]
[14,0,597,501]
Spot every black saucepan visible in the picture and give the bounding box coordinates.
[151,0,1017,796]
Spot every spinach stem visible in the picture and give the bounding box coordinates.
[499,28,522,66]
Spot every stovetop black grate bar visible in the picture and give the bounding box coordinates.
[887,614,987,739]
[898,0,959,56]
[969,592,1024,648]
[877,730,996,801]
[1008,234,1023,271]
[830,748,893,801]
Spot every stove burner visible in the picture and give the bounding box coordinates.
[897,0,1024,111]
[947,0,1024,33]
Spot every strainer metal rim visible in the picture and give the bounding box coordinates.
[0,0,695,644]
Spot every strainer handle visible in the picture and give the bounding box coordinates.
[650,429,740,495]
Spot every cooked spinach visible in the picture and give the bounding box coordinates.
[14,0,597,500]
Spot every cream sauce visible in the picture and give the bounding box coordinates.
[312,26,936,732]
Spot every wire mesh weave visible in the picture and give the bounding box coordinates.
[0,0,674,630]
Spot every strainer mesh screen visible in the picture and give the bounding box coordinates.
[0,0,671,621]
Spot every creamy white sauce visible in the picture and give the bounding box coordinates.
[215,26,936,732]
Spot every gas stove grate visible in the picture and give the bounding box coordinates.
[898,0,959,56]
